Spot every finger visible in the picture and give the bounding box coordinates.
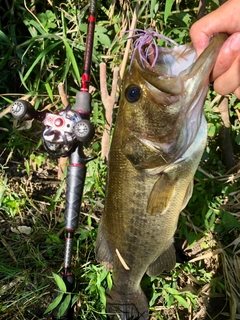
[190,0,240,55]
[211,32,240,81]
[213,53,240,95]
[234,86,240,99]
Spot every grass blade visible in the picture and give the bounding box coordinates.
[22,41,61,83]
[63,39,81,86]
[0,47,13,69]
[164,0,175,24]
[45,82,54,102]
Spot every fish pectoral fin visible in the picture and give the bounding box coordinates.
[146,242,176,277]
[147,173,177,215]
[95,220,113,271]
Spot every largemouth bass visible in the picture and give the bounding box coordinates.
[95,31,227,320]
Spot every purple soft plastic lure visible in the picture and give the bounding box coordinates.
[127,29,178,68]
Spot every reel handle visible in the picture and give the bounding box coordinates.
[11,100,36,120]
[11,100,45,121]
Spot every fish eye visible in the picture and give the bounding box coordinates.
[125,85,141,103]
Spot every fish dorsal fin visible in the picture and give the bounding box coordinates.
[95,220,113,271]
[146,242,176,277]
[147,173,177,215]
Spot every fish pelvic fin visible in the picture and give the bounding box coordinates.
[146,242,176,277]
[106,287,149,320]
[95,220,113,270]
[147,173,177,215]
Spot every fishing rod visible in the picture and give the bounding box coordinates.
[10,0,97,319]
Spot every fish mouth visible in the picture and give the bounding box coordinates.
[133,32,228,95]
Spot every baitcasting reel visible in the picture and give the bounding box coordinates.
[11,99,95,157]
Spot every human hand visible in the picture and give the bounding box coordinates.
[190,0,240,98]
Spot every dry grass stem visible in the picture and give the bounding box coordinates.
[58,82,69,108]
[218,97,235,170]
[119,1,140,80]
[57,83,69,180]
[1,236,17,263]
[189,249,222,263]
[197,0,207,19]
[100,62,119,160]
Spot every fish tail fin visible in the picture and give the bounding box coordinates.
[106,286,149,320]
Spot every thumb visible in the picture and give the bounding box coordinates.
[190,0,240,56]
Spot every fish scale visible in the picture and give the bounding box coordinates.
[95,32,228,320]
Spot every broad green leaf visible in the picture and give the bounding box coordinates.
[71,295,80,308]
[208,124,216,137]
[58,294,71,318]
[44,293,63,314]
[93,25,111,48]
[165,287,179,295]
[24,19,46,36]
[174,295,190,309]
[97,33,111,47]
[53,273,67,293]
[167,294,175,308]
[97,267,108,283]
[38,10,57,32]
[98,286,106,306]
[149,292,161,307]
[79,23,87,33]
[79,227,90,241]
[107,272,112,290]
